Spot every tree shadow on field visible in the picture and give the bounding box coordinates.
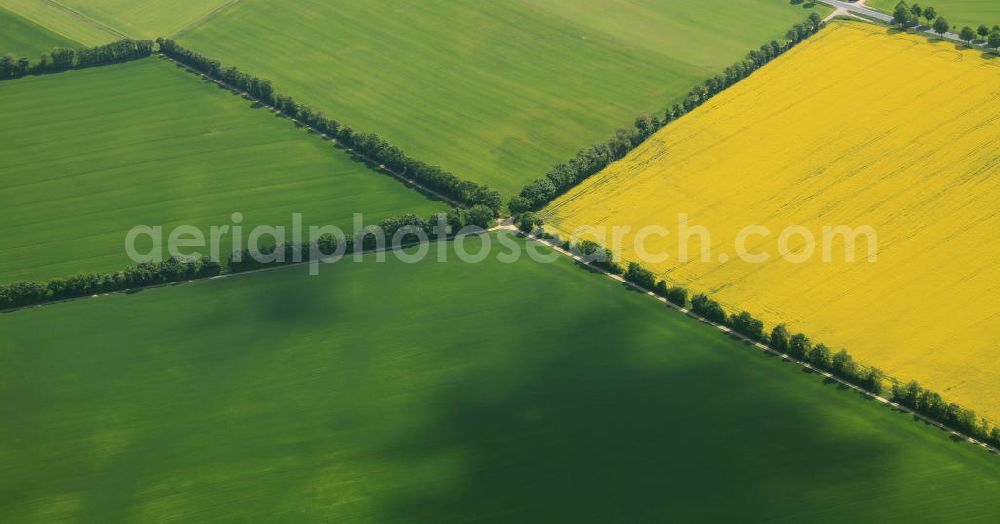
[371,309,912,523]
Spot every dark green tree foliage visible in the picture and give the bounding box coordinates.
[508,15,824,212]
[571,240,622,274]
[988,31,1000,52]
[894,2,916,27]
[0,257,220,308]
[665,286,688,308]
[770,323,791,353]
[923,6,937,23]
[809,343,833,370]
[889,379,996,444]
[652,280,688,307]
[0,39,152,80]
[464,205,495,229]
[932,17,950,37]
[978,25,990,39]
[515,212,543,233]
[623,262,656,290]
[831,349,857,378]
[959,26,976,43]
[228,211,470,273]
[156,39,501,212]
[862,368,885,395]
[789,333,811,359]
[690,294,726,324]
[730,310,765,341]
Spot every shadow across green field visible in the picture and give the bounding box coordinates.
[371,313,963,522]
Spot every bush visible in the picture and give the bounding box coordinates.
[623,262,656,290]
[571,240,622,274]
[665,286,688,308]
[516,212,544,233]
[730,310,765,341]
[691,294,726,324]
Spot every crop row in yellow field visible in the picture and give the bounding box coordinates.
[543,21,1000,420]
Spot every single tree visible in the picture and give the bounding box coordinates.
[978,25,990,40]
[932,16,950,38]
[959,26,976,44]
[989,30,1000,53]
[893,4,914,27]
[789,333,811,359]
[0,54,15,79]
[864,368,885,395]
[832,349,857,378]
[515,212,543,234]
[665,286,687,308]
[923,7,936,25]
[16,57,30,76]
[809,343,832,370]
[464,205,495,230]
[808,12,822,31]
[910,3,922,19]
[770,324,790,353]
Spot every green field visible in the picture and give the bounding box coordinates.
[1,234,997,523]
[0,0,123,46]
[0,57,444,284]
[869,0,1000,27]
[58,0,234,40]
[0,5,79,57]
[178,0,829,195]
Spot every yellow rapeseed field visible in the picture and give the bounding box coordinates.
[544,22,1000,420]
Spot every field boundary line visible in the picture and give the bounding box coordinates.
[0,230,503,315]
[503,224,1000,456]
[42,0,130,40]
[172,0,242,38]
[159,55,463,208]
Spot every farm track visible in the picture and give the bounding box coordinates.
[172,0,241,38]
[42,0,129,39]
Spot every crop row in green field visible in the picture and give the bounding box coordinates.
[54,0,234,40]
[177,0,830,195]
[0,58,444,284]
[0,5,79,57]
[0,0,122,46]
[1,234,997,522]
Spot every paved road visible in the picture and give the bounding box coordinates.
[817,0,891,22]
[816,0,967,43]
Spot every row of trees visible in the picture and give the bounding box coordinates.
[0,39,153,80]
[156,39,502,214]
[891,380,1000,448]
[548,232,1000,450]
[0,257,221,309]
[229,207,493,273]
[508,14,825,213]
[1,206,496,307]
[893,2,1000,49]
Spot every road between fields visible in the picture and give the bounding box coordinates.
[500,223,1000,455]
[816,0,968,43]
